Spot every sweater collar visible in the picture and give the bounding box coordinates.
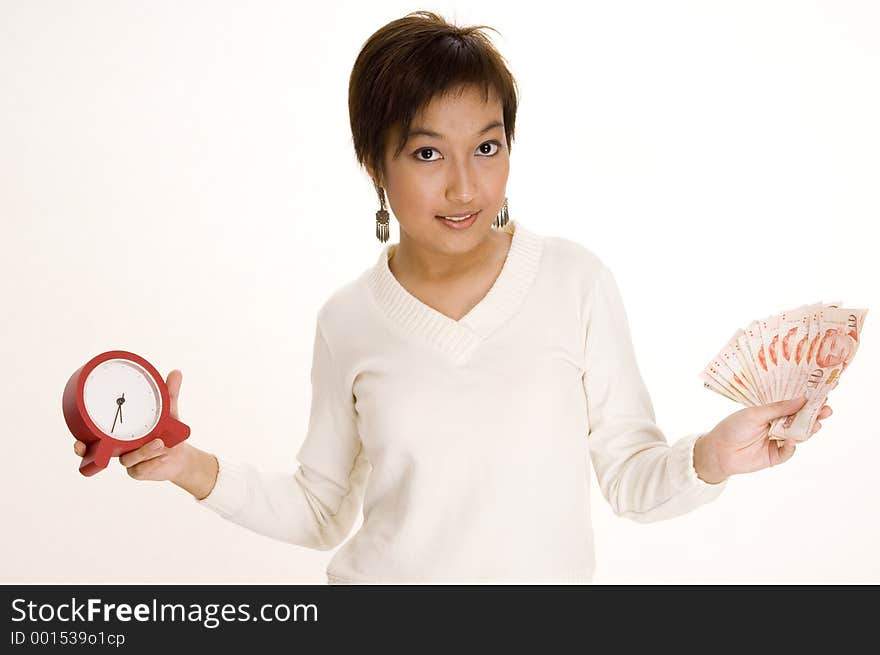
[366,220,543,365]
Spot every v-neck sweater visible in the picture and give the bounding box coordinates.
[195,220,728,584]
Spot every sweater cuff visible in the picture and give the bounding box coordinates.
[673,432,729,495]
[194,456,249,518]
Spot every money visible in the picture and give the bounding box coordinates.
[700,302,867,442]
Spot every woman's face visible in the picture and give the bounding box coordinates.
[373,84,510,263]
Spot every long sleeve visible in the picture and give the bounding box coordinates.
[195,315,372,550]
[583,265,727,523]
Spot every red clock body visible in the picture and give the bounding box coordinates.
[63,350,190,476]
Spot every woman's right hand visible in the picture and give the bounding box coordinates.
[73,369,192,482]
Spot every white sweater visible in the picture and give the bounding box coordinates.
[196,220,728,584]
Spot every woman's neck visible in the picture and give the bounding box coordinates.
[390,228,509,285]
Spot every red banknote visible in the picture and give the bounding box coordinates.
[700,302,867,442]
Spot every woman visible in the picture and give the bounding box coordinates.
[74,11,832,584]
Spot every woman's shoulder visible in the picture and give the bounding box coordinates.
[317,274,369,328]
[536,227,610,285]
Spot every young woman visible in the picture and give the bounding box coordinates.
[74,11,832,584]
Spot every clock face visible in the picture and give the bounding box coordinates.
[82,359,162,441]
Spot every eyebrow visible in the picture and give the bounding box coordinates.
[406,119,504,142]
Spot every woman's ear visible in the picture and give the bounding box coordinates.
[366,165,384,190]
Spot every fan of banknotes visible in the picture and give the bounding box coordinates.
[700,301,867,442]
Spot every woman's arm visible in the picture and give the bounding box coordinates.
[172,444,219,501]
[191,316,371,550]
[582,264,728,524]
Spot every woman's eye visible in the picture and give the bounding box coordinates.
[478,141,500,156]
[415,147,440,162]
[413,141,501,162]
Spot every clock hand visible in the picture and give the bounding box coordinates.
[112,393,125,431]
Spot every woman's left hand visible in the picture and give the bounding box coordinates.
[703,396,832,478]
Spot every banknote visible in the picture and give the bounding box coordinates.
[701,302,867,442]
[769,305,866,440]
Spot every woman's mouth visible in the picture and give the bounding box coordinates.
[435,210,480,230]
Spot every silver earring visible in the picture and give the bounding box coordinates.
[494,197,509,228]
[375,186,390,243]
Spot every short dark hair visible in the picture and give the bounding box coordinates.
[348,10,519,191]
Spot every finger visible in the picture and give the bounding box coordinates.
[818,405,832,419]
[769,440,782,466]
[127,454,168,481]
[770,439,796,466]
[779,440,797,464]
[753,396,808,424]
[166,370,182,418]
[811,421,823,435]
[73,441,85,456]
[119,439,166,468]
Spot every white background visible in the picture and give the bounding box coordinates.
[1,0,877,584]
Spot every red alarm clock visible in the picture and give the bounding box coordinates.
[62,350,191,477]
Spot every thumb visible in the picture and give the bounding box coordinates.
[752,395,808,424]
[166,369,182,418]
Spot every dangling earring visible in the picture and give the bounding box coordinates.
[494,197,509,228]
[375,186,390,243]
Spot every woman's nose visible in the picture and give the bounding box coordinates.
[445,159,477,202]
